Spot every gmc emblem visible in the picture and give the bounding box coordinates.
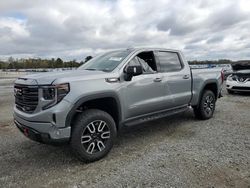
[14,88,22,96]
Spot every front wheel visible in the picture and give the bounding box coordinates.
[193,90,216,120]
[70,109,117,162]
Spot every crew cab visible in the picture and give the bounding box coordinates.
[14,48,223,162]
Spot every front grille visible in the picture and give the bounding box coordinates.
[14,84,39,113]
[233,74,250,82]
[237,77,249,82]
[232,86,250,91]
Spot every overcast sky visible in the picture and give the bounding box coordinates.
[0,0,250,61]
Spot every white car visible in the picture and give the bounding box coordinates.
[226,70,250,94]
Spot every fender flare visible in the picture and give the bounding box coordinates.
[196,81,219,106]
[65,92,122,128]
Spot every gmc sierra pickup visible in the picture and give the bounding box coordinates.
[14,48,223,162]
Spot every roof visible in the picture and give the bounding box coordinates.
[126,47,181,53]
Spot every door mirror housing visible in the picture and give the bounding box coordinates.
[124,65,143,81]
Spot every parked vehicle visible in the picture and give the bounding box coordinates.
[219,64,233,79]
[226,70,250,94]
[13,48,224,162]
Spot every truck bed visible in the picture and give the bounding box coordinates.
[190,68,223,106]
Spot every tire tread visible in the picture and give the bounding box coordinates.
[70,109,116,162]
[193,90,215,120]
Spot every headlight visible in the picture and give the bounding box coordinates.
[43,87,56,100]
[56,83,70,102]
[42,83,70,110]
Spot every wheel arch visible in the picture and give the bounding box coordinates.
[65,92,122,130]
[202,82,218,99]
[193,81,219,107]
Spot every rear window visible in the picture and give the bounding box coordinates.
[157,51,182,72]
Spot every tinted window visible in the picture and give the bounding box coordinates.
[157,51,182,72]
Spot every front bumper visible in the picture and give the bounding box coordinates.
[226,80,250,92]
[14,120,64,144]
[13,99,73,143]
[14,114,71,144]
[14,115,71,144]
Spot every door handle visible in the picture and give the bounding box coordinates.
[183,75,190,79]
[154,78,162,82]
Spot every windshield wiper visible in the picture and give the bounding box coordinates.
[100,68,110,72]
[85,68,110,72]
[85,68,98,71]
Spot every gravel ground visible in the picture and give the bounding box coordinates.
[0,74,249,188]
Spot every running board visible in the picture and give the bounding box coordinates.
[123,106,188,127]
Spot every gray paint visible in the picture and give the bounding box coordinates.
[13,48,223,141]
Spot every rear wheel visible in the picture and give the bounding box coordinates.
[70,109,117,162]
[193,90,216,120]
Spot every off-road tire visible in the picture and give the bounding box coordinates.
[70,109,117,162]
[193,90,216,120]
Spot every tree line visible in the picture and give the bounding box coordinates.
[189,59,250,65]
[188,59,233,65]
[0,56,249,70]
[0,56,93,70]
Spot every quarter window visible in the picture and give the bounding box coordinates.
[157,51,182,72]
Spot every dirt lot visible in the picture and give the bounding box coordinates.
[0,73,250,188]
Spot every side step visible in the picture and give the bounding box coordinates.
[124,106,188,127]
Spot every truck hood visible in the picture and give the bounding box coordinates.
[235,70,250,74]
[15,70,114,85]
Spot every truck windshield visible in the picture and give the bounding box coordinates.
[78,50,131,72]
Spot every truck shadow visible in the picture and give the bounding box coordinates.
[2,109,197,180]
[116,109,195,145]
[122,112,193,133]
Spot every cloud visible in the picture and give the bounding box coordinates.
[206,35,224,44]
[0,0,250,60]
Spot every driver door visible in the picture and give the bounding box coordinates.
[122,54,172,119]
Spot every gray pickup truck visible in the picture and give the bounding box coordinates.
[14,48,223,162]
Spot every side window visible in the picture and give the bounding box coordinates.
[126,56,156,74]
[157,51,182,72]
[125,57,141,73]
[128,57,141,67]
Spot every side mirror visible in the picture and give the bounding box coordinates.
[124,65,143,81]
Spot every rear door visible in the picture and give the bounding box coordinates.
[154,51,192,107]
